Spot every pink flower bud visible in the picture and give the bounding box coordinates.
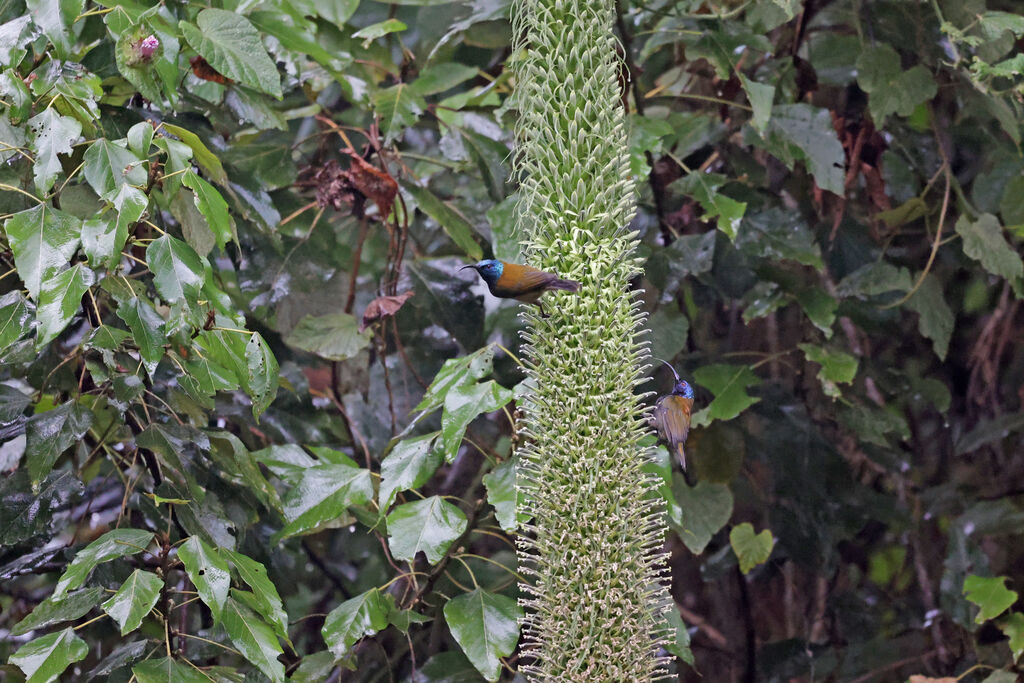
[138,35,160,61]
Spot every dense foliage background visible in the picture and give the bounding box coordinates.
[1,0,1024,680]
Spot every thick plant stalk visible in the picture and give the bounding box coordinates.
[511,0,672,677]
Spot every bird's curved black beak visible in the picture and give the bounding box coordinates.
[459,265,476,272]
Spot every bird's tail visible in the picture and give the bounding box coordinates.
[547,278,580,292]
[673,443,686,471]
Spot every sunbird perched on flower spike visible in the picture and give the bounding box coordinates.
[652,360,695,471]
[460,259,580,317]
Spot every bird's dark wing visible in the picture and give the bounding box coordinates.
[654,395,693,468]
[493,263,556,299]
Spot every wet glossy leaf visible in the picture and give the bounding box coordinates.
[82,139,147,199]
[25,401,92,487]
[28,109,81,195]
[440,379,513,461]
[730,523,774,574]
[274,460,373,541]
[674,173,746,240]
[964,575,1018,623]
[180,9,282,98]
[182,169,234,249]
[160,124,226,185]
[482,459,521,532]
[416,346,494,412]
[245,331,279,419]
[10,627,88,683]
[0,471,82,545]
[379,431,442,511]
[114,295,167,374]
[285,312,371,361]
[387,495,467,564]
[799,344,858,399]
[322,588,389,656]
[857,45,937,124]
[736,207,822,268]
[665,609,694,664]
[178,535,231,620]
[12,586,104,635]
[374,84,427,141]
[759,103,844,194]
[53,528,155,598]
[691,364,760,426]
[4,203,81,299]
[669,479,733,554]
[221,594,285,682]
[224,549,289,642]
[102,569,162,635]
[35,264,93,348]
[404,181,483,260]
[0,291,31,350]
[132,657,212,683]
[443,588,523,682]
[147,234,206,303]
[352,18,407,45]
[955,213,1023,281]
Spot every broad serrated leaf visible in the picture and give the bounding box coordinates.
[4,204,81,299]
[160,125,226,185]
[180,9,282,97]
[729,522,774,574]
[673,173,746,240]
[10,628,88,683]
[416,346,494,412]
[28,109,81,194]
[373,84,427,142]
[856,45,937,124]
[147,234,206,303]
[955,213,1023,281]
[244,332,278,418]
[379,432,442,511]
[322,588,389,656]
[12,586,104,636]
[482,459,521,532]
[440,380,513,461]
[53,528,155,598]
[739,74,774,133]
[221,594,285,682]
[102,569,162,635]
[114,295,167,374]
[799,344,858,399]
[82,139,147,199]
[736,207,822,268]
[387,495,467,564]
[132,657,212,683]
[224,550,289,642]
[1001,612,1024,661]
[669,478,734,554]
[403,181,483,260]
[906,274,954,361]
[964,575,1018,623]
[35,264,94,348]
[443,588,523,682]
[759,103,844,194]
[691,364,760,426]
[178,535,230,620]
[284,312,372,361]
[0,471,82,546]
[182,169,234,248]
[25,401,92,487]
[0,291,31,350]
[274,460,373,541]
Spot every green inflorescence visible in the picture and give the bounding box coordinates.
[510,0,673,677]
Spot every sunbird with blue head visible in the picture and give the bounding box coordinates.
[652,360,695,470]
[460,259,580,317]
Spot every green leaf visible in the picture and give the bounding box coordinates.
[440,379,513,461]
[759,103,845,195]
[0,16,34,68]
[244,332,279,419]
[132,657,213,683]
[648,308,690,365]
[669,479,734,554]
[28,109,82,195]
[1001,612,1024,661]
[739,74,774,133]
[10,628,88,683]
[955,213,1023,281]
[322,588,389,656]
[385,594,433,633]
[224,550,289,642]
[665,609,694,664]
[673,173,747,240]
[284,312,372,361]
[906,274,954,361]
[182,170,234,249]
[82,139,147,199]
[416,346,494,412]
[114,295,167,374]
[0,292,30,351]
[12,586,105,636]
[387,495,467,564]
[221,594,285,682]
[737,207,822,268]
[53,528,155,598]
[836,262,912,299]
[856,45,937,124]
[288,651,340,683]
[729,522,774,574]
[274,461,374,541]
[964,575,1018,623]
[35,264,94,348]
[178,535,231,620]
[412,62,479,96]
[955,412,1024,456]
[82,185,148,270]
[0,471,83,546]
[352,18,407,46]
[160,125,227,185]
[379,432,442,511]
[482,459,520,532]
[799,344,858,399]
[443,588,523,682]
[5,204,81,299]
[102,569,163,635]
[691,364,760,426]
[373,84,427,141]
[25,401,93,488]
[982,671,1020,683]
[147,234,206,303]
[180,9,282,98]
[403,181,483,259]
[795,288,837,338]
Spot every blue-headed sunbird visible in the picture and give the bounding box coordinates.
[461,259,580,317]
[652,360,694,470]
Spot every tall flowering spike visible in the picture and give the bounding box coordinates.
[511,0,672,677]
